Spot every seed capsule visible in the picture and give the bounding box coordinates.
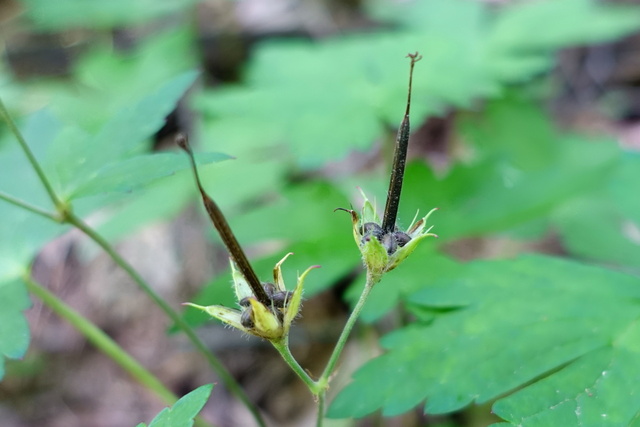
[381,232,397,255]
[271,291,293,308]
[240,307,254,328]
[262,282,277,297]
[361,222,384,245]
[239,296,252,307]
[393,231,412,247]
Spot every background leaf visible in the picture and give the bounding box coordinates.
[194,0,640,169]
[70,151,230,199]
[0,279,31,379]
[44,70,199,199]
[19,0,201,30]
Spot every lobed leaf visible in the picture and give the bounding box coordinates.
[329,256,640,424]
[70,150,230,199]
[46,70,200,199]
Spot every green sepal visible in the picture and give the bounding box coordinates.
[248,298,283,340]
[361,234,390,276]
[284,264,319,335]
[183,303,247,332]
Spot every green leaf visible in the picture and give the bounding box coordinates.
[609,152,640,224]
[395,134,617,242]
[554,195,640,269]
[458,92,559,171]
[138,384,213,427]
[94,174,196,242]
[192,32,444,169]
[493,336,640,426]
[187,118,289,209]
[194,0,640,168]
[489,0,640,53]
[550,152,640,269]
[0,278,32,380]
[20,0,200,30]
[50,29,198,132]
[44,70,199,199]
[70,151,230,199]
[328,256,640,423]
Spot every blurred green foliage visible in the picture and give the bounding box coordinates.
[2,0,640,425]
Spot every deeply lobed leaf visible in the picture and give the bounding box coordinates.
[329,255,640,425]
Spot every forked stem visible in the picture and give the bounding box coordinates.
[0,97,65,212]
[272,338,317,391]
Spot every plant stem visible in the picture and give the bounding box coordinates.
[25,276,216,427]
[316,392,325,427]
[0,97,64,211]
[0,191,59,221]
[289,271,380,424]
[272,339,317,391]
[65,211,267,427]
[25,275,177,403]
[317,271,379,388]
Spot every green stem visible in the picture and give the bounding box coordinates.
[0,97,64,211]
[317,271,379,389]
[0,191,59,221]
[25,275,176,402]
[65,211,267,427]
[316,392,325,427]
[272,338,317,391]
[25,276,216,427]
[300,271,381,423]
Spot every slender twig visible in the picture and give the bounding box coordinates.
[382,52,422,233]
[25,275,216,427]
[316,392,325,427]
[24,276,178,403]
[65,211,267,427]
[0,191,59,221]
[0,97,65,211]
[177,135,271,306]
[272,339,317,391]
[317,271,380,390]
